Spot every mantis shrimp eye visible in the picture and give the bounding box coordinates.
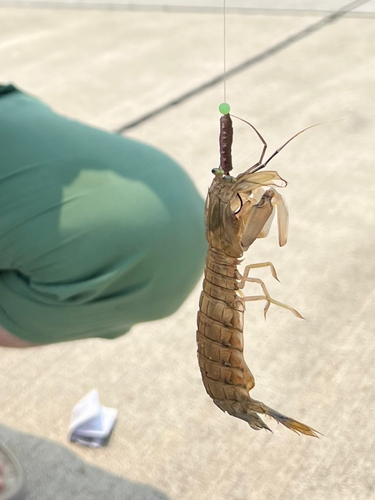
[211,168,224,176]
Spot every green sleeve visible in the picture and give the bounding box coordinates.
[0,85,207,343]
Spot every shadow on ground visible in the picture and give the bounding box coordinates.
[0,425,169,500]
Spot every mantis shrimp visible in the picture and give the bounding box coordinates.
[196,108,319,436]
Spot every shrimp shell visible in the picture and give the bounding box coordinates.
[196,113,319,437]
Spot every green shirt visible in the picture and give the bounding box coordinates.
[0,85,206,343]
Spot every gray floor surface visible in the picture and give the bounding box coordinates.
[1,0,375,15]
[0,3,375,499]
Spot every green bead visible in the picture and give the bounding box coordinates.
[219,103,230,115]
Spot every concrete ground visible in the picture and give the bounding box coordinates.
[1,2,375,499]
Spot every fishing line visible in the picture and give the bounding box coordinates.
[223,0,227,104]
[219,0,230,116]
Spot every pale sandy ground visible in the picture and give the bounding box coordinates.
[0,3,375,499]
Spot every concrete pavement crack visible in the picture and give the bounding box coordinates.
[115,0,369,133]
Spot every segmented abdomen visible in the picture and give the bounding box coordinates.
[196,249,255,407]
